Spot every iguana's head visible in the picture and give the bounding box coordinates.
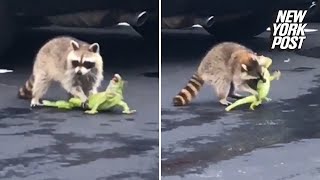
[106,74,125,94]
[257,55,273,69]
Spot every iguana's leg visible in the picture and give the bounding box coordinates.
[249,100,262,110]
[118,101,136,114]
[85,104,99,114]
[269,70,281,81]
[249,103,255,110]
[225,95,256,111]
[269,76,276,81]
[263,97,272,102]
[42,100,73,109]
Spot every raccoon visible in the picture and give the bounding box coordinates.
[18,36,104,107]
[173,42,264,106]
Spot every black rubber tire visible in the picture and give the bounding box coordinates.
[134,13,158,41]
[305,0,320,22]
[207,12,274,40]
[0,1,15,58]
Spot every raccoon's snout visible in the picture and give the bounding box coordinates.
[75,67,89,75]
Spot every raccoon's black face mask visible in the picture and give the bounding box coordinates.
[255,65,266,83]
[71,60,96,75]
[248,61,266,82]
[71,60,95,69]
[242,62,266,83]
[251,68,266,83]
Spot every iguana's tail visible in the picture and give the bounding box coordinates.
[42,100,73,109]
[42,100,58,107]
[225,96,256,111]
[68,98,82,107]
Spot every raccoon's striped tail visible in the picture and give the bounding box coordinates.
[18,75,34,99]
[173,74,204,106]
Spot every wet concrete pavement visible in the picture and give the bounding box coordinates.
[0,32,159,180]
[161,24,320,179]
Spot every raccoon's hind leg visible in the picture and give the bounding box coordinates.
[31,73,51,107]
[228,82,245,99]
[212,79,232,106]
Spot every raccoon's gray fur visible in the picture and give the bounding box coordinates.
[173,42,264,106]
[18,36,104,107]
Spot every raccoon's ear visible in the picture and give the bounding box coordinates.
[241,64,248,71]
[89,43,100,53]
[70,40,80,50]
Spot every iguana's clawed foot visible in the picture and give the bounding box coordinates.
[250,101,262,110]
[273,70,281,80]
[249,104,256,110]
[85,110,98,115]
[265,97,272,102]
[122,109,136,114]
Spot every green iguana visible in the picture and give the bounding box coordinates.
[225,56,281,111]
[42,74,136,115]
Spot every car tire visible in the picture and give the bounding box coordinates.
[305,0,320,22]
[135,13,158,41]
[0,1,15,58]
[207,11,274,40]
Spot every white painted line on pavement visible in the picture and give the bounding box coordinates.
[0,69,13,73]
[284,58,290,63]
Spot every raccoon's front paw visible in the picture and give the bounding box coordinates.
[81,100,89,109]
[89,90,98,96]
[30,99,43,108]
[251,90,259,96]
[229,93,245,99]
[219,99,232,106]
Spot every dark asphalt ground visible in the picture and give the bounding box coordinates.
[161,24,320,179]
[0,28,159,180]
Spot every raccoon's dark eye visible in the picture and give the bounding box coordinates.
[71,60,80,68]
[83,61,95,69]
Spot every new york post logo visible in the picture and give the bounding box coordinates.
[271,10,307,50]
